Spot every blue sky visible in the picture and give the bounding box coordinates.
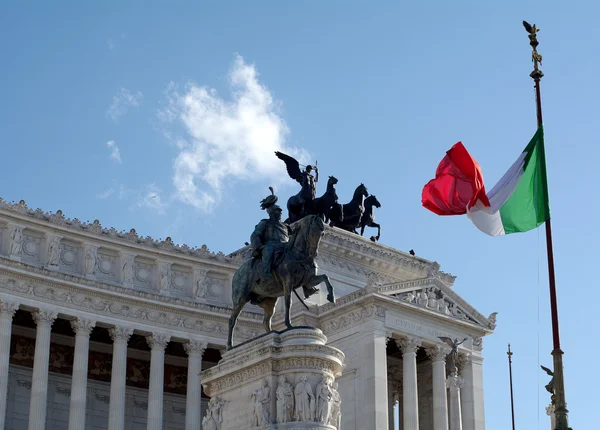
[0,1,596,428]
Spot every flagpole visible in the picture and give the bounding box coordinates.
[523,21,572,430]
[507,344,516,430]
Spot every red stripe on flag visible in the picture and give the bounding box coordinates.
[422,142,489,216]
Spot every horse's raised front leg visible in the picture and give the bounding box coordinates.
[258,297,277,333]
[307,274,335,304]
[360,224,366,236]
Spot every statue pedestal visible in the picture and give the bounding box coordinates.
[201,328,344,430]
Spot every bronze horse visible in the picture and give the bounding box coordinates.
[329,183,369,233]
[309,175,339,223]
[227,215,335,350]
[360,195,382,241]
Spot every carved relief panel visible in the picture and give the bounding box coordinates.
[170,264,191,297]
[133,256,154,290]
[58,240,81,274]
[95,247,118,283]
[20,229,43,265]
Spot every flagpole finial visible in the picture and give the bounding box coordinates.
[523,20,544,80]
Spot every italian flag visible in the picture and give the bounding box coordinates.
[422,126,550,236]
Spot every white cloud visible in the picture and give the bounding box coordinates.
[138,183,167,215]
[106,88,143,122]
[160,54,308,212]
[106,140,122,163]
[96,188,114,199]
[107,39,115,50]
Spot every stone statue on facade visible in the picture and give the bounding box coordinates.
[10,226,22,256]
[194,269,209,299]
[122,256,134,284]
[227,189,335,350]
[276,375,294,424]
[158,264,169,292]
[439,336,468,375]
[275,151,319,223]
[251,379,271,427]
[316,376,334,424]
[47,236,61,266]
[294,376,315,422]
[202,396,225,430]
[329,381,342,429]
[84,246,97,275]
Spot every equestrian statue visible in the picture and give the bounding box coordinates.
[275,151,319,223]
[227,188,336,350]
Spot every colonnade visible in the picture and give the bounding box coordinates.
[0,299,209,430]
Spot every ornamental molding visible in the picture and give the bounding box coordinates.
[0,265,262,340]
[320,303,386,335]
[0,201,245,268]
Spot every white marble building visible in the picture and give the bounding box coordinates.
[0,198,495,430]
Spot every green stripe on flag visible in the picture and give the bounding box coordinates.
[499,126,550,234]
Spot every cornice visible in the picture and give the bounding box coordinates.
[0,201,245,269]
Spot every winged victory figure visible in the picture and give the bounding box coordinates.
[439,336,468,375]
[275,151,319,223]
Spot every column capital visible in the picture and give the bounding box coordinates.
[472,336,483,351]
[32,309,58,326]
[70,318,96,336]
[397,336,422,354]
[184,340,208,357]
[425,344,451,362]
[0,300,19,317]
[146,333,170,350]
[109,326,134,342]
[446,374,464,389]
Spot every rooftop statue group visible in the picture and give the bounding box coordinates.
[227,152,383,349]
[274,151,382,241]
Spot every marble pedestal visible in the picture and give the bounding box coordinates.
[200,328,345,430]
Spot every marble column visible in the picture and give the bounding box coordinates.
[184,340,207,430]
[398,336,422,430]
[108,326,133,430]
[0,300,19,430]
[357,329,389,430]
[426,345,450,430]
[447,374,463,430]
[459,352,485,430]
[68,318,96,430]
[146,333,170,430]
[388,381,401,430]
[28,309,58,430]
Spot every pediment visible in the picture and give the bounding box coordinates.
[376,278,496,331]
